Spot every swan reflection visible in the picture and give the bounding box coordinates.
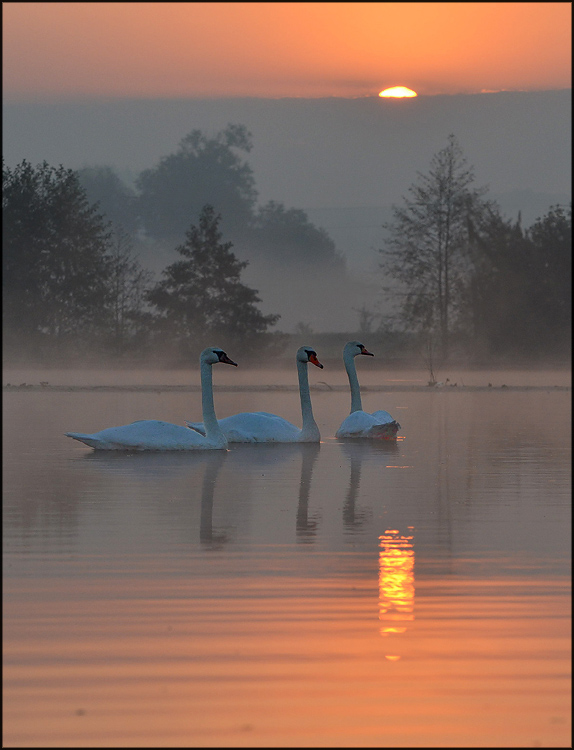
[339,440,399,531]
[81,442,320,547]
[295,443,321,542]
[225,442,321,543]
[203,443,306,548]
[199,450,228,548]
[83,448,231,547]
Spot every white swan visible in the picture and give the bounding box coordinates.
[186,346,323,442]
[65,347,237,450]
[335,341,400,440]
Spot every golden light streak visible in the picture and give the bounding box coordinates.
[378,529,415,654]
[379,86,418,98]
[381,626,407,634]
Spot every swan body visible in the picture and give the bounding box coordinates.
[65,347,237,450]
[186,346,323,442]
[335,341,400,440]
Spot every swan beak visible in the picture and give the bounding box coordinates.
[308,353,324,369]
[360,347,374,357]
[220,354,238,366]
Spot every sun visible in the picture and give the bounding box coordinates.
[379,86,418,98]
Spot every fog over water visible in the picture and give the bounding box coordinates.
[3,365,572,390]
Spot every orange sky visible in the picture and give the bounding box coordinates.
[3,2,571,99]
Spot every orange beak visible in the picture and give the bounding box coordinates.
[308,353,324,369]
[360,347,374,357]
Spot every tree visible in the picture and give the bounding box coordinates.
[3,160,112,352]
[526,204,571,349]
[380,135,488,359]
[353,305,379,338]
[465,204,571,357]
[246,201,345,269]
[76,166,139,235]
[136,124,257,242]
[463,207,526,355]
[105,227,154,355]
[146,205,281,356]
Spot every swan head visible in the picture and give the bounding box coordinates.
[344,341,374,358]
[297,346,323,369]
[200,347,238,367]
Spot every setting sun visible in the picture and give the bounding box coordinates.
[379,86,418,98]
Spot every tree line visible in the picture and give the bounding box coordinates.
[3,127,571,364]
[380,134,571,362]
[76,123,344,272]
[2,160,283,363]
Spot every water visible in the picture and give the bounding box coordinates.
[3,381,571,747]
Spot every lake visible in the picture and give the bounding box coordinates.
[3,371,571,747]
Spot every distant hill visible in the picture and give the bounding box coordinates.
[3,91,570,331]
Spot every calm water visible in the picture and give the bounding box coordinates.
[3,381,571,747]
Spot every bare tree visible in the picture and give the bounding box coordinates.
[107,227,153,354]
[380,135,488,359]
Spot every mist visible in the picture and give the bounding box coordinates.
[4,91,570,199]
[3,91,571,362]
[4,91,570,333]
[4,91,570,273]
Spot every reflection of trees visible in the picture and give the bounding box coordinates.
[5,470,86,543]
[296,443,321,543]
[434,395,454,563]
[3,431,104,544]
[463,392,571,507]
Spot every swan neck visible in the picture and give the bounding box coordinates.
[344,351,363,413]
[200,361,225,443]
[297,358,319,439]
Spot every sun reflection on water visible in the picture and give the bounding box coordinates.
[378,528,415,659]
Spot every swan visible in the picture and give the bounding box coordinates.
[335,341,400,440]
[186,346,323,442]
[65,347,237,450]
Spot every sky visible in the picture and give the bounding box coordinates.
[3,2,571,100]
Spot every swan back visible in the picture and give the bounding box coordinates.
[66,345,237,450]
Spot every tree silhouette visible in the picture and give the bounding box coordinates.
[136,124,257,242]
[380,135,489,359]
[246,200,345,269]
[147,205,280,356]
[77,166,139,235]
[3,160,112,353]
[466,204,571,356]
[527,204,571,348]
[105,227,154,355]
